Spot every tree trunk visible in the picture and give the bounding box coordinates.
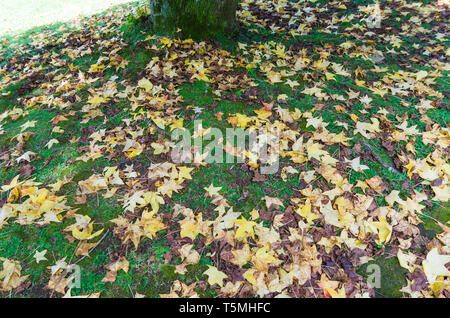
[149,0,239,39]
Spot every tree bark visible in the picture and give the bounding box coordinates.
[149,0,239,39]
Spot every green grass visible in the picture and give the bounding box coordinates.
[0,0,449,298]
[0,0,135,36]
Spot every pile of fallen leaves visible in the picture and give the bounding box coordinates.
[0,0,449,298]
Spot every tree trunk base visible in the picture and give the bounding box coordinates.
[149,0,238,39]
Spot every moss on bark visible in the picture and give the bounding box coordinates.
[149,0,238,39]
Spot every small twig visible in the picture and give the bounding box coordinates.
[416,211,443,227]
[361,141,401,175]
[73,229,110,265]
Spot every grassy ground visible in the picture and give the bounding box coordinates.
[0,0,134,36]
[0,0,449,298]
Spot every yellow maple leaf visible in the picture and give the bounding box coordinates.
[306,142,327,160]
[203,265,227,287]
[231,244,252,267]
[252,245,278,272]
[296,203,319,224]
[397,249,417,273]
[180,219,201,240]
[233,217,257,241]
[326,286,346,298]
[0,258,28,292]
[431,185,449,202]
[422,248,450,284]
[137,78,153,92]
[367,217,392,245]
[243,268,258,286]
[178,166,194,181]
[140,210,166,239]
[143,192,164,213]
[191,71,210,82]
[70,215,103,240]
[87,95,108,107]
[204,183,222,197]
